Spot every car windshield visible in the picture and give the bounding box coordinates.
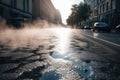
[95,22,108,27]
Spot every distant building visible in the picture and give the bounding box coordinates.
[55,9,62,24]
[32,0,62,24]
[84,0,120,29]
[0,0,33,27]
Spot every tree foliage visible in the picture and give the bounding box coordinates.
[67,2,91,26]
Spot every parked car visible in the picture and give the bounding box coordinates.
[115,24,120,32]
[83,25,91,29]
[92,22,111,32]
[79,25,84,29]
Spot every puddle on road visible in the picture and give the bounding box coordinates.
[39,71,60,80]
[52,52,95,78]
[39,51,96,80]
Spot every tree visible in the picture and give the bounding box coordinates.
[67,2,91,26]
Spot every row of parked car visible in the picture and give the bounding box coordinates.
[81,22,120,33]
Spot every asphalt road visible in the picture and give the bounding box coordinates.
[82,29,120,45]
[0,28,120,80]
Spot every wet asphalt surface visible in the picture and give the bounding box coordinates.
[82,30,120,45]
[0,28,120,80]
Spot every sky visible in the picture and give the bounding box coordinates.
[51,0,84,24]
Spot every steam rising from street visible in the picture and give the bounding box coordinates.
[0,20,72,54]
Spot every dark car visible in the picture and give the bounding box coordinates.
[92,22,111,32]
[116,24,120,32]
[83,25,91,29]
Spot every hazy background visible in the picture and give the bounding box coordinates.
[51,0,83,24]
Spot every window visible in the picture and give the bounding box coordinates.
[111,0,115,10]
[16,0,24,10]
[100,6,102,13]
[106,2,109,11]
[0,7,3,17]
[13,0,16,8]
[27,0,29,12]
[111,0,113,9]
[23,0,30,12]
[11,0,16,8]
[103,4,105,12]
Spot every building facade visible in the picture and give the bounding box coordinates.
[0,0,62,27]
[84,0,120,29]
[32,0,62,24]
[0,0,33,27]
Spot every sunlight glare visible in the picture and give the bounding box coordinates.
[51,28,72,54]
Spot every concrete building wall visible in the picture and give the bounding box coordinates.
[55,9,62,24]
[0,0,62,26]
[0,0,11,6]
[0,0,33,14]
[32,0,62,24]
[0,0,33,27]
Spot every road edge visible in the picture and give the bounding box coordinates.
[83,33,120,53]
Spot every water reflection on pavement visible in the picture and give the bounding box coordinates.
[39,28,96,80]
